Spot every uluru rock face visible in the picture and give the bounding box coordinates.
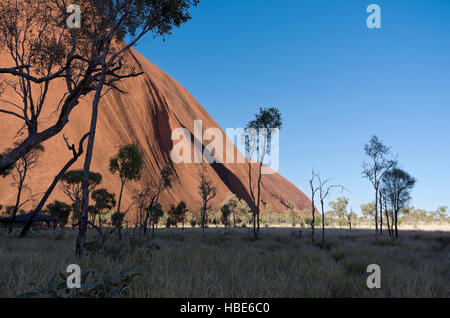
[0,48,311,218]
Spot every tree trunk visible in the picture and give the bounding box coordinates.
[19,145,84,237]
[321,200,325,245]
[116,180,125,241]
[311,205,315,242]
[75,67,107,259]
[379,192,383,236]
[374,186,379,238]
[256,162,263,237]
[10,178,24,234]
[394,209,399,238]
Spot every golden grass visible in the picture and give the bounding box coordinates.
[0,227,448,298]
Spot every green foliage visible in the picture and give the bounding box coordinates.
[329,197,349,227]
[287,206,298,227]
[91,189,116,212]
[62,170,103,188]
[360,202,375,222]
[46,201,72,227]
[186,211,197,227]
[17,265,140,298]
[109,144,143,183]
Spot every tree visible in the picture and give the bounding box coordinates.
[46,201,71,228]
[146,203,164,237]
[245,107,282,240]
[175,201,188,230]
[436,206,448,224]
[76,0,199,259]
[220,205,232,229]
[0,0,122,174]
[109,144,143,239]
[362,135,397,238]
[186,212,197,227]
[91,189,116,228]
[381,168,416,238]
[198,166,217,238]
[265,204,274,227]
[8,143,44,233]
[60,170,102,226]
[142,164,174,236]
[19,133,89,238]
[317,174,344,245]
[221,193,239,227]
[235,199,252,226]
[346,208,358,229]
[329,197,349,228]
[309,170,319,242]
[287,203,298,228]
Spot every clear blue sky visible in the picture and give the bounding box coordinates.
[134,0,450,214]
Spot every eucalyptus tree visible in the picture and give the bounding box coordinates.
[381,168,416,238]
[0,0,110,174]
[198,166,217,238]
[60,169,102,226]
[362,135,397,237]
[142,164,174,236]
[46,201,72,228]
[245,107,282,240]
[91,188,116,227]
[76,0,199,258]
[109,144,143,239]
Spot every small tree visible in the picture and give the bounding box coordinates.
[381,168,416,238]
[46,201,72,228]
[60,170,102,227]
[175,201,188,230]
[8,143,44,233]
[317,174,344,245]
[220,205,232,229]
[146,203,164,238]
[329,197,349,228]
[287,203,298,227]
[346,208,358,229]
[362,135,397,237]
[186,211,197,227]
[436,206,448,224]
[142,164,174,236]
[245,107,282,240]
[91,189,116,228]
[109,144,143,240]
[198,166,216,238]
[221,193,239,227]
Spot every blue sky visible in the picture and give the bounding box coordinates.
[134,0,450,214]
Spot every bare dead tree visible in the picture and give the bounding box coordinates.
[317,174,345,245]
[198,165,216,238]
[8,142,44,233]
